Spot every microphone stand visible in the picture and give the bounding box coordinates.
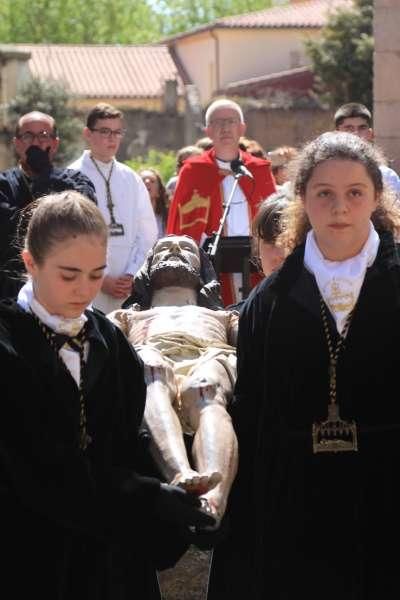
[207,171,243,262]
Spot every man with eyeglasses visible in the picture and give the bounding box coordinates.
[167,98,276,306]
[69,103,157,313]
[0,110,97,299]
[334,102,400,201]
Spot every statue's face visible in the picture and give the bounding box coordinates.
[150,235,201,289]
[151,235,200,273]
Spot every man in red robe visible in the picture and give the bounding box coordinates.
[167,99,276,306]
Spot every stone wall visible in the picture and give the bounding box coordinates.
[115,104,333,161]
[374,0,400,174]
[117,104,333,161]
[0,104,333,170]
[243,104,333,153]
[115,109,185,162]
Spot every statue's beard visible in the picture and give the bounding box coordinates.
[149,260,200,291]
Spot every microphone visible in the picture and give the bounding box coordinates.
[230,158,254,180]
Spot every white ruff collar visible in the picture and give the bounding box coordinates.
[17,279,87,336]
[304,223,380,334]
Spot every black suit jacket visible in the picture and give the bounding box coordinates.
[0,166,97,299]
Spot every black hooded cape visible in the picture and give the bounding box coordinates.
[0,302,188,600]
[208,230,400,600]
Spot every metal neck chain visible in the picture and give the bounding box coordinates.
[31,313,92,451]
[90,155,117,224]
[319,296,353,406]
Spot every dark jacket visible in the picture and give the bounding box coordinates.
[208,230,400,600]
[0,302,187,600]
[0,166,97,299]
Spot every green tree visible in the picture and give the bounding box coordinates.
[0,0,276,42]
[0,0,162,44]
[157,0,274,35]
[125,149,177,186]
[8,78,83,165]
[305,0,373,109]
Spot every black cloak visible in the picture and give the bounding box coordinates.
[0,301,187,600]
[208,230,400,600]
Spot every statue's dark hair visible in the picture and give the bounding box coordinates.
[122,235,223,310]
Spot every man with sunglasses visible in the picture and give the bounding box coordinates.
[69,103,157,313]
[0,110,96,299]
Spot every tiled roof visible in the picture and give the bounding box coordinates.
[221,66,314,95]
[220,0,353,28]
[13,44,185,99]
[164,0,354,42]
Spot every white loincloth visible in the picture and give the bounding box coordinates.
[136,331,237,433]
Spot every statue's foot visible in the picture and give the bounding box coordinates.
[172,471,222,496]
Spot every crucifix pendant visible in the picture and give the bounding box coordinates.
[312,402,358,454]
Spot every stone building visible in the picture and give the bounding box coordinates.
[374,0,400,174]
[0,1,353,170]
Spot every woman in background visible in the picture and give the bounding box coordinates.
[228,194,289,313]
[252,193,290,277]
[140,167,169,238]
[164,145,203,201]
[268,145,298,190]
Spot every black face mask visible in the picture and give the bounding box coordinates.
[25,145,52,175]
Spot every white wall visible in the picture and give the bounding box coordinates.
[174,32,217,104]
[217,28,317,87]
[374,0,400,174]
[173,27,320,105]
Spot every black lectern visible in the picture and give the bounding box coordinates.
[204,160,256,300]
[202,235,253,299]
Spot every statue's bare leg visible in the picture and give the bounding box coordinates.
[143,363,194,483]
[180,361,238,520]
[142,358,220,495]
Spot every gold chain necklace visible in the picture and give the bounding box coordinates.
[312,296,358,454]
[32,313,92,451]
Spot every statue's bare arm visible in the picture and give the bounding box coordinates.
[227,310,239,347]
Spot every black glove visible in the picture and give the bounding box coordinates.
[26,145,52,175]
[189,515,230,551]
[154,483,216,530]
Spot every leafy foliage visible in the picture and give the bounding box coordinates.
[0,0,275,42]
[305,0,373,109]
[7,78,83,165]
[0,0,162,43]
[157,0,273,35]
[125,149,177,185]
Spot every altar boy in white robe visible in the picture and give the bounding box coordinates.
[69,103,157,314]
